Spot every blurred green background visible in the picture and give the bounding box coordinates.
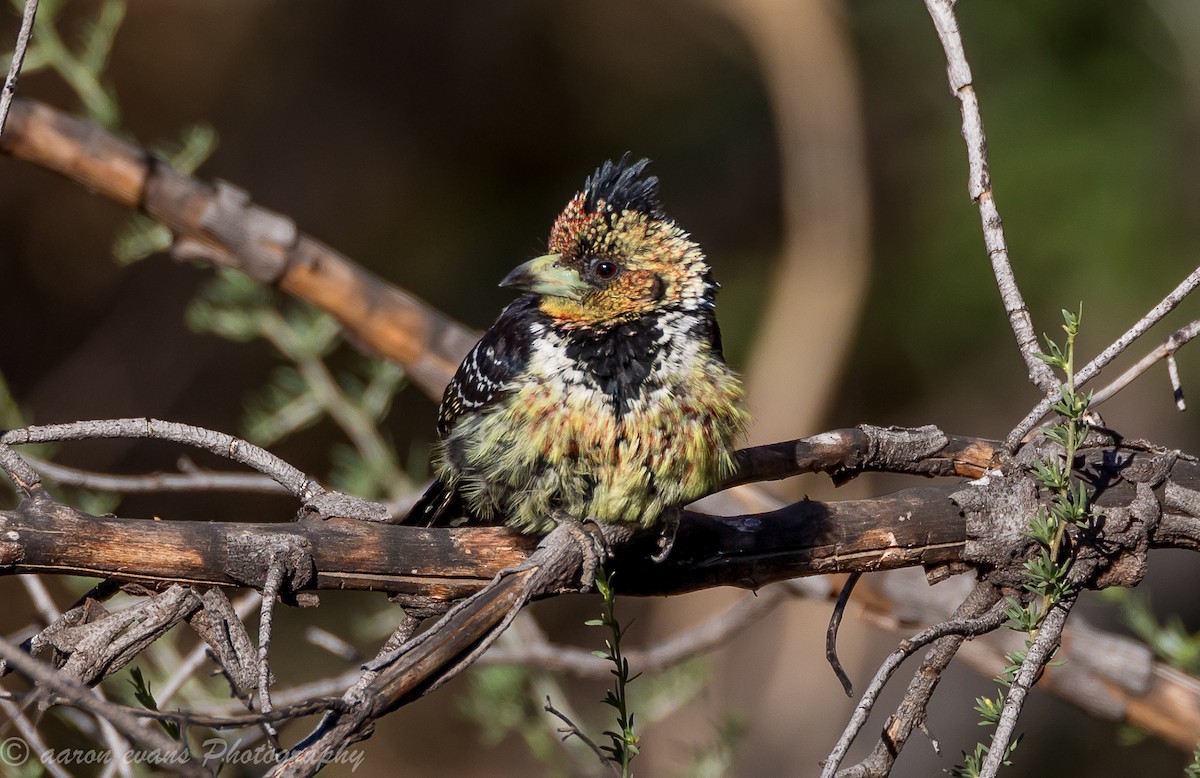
[2,0,1200,775]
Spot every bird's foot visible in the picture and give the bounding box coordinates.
[551,511,608,591]
[650,507,681,563]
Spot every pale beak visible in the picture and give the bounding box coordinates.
[498,253,585,300]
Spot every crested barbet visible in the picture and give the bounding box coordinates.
[411,155,749,536]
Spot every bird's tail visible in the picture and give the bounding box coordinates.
[402,479,461,526]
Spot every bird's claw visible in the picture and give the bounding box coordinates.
[551,511,608,591]
[650,507,681,563]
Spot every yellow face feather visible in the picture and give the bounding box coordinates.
[515,194,712,327]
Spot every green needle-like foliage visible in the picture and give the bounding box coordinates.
[952,307,1093,777]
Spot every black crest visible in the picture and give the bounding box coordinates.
[583,154,661,216]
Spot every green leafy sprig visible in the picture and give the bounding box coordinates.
[951,307,1093,777]
[587,569,640,777]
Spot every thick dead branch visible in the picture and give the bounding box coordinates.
[0,481,965,602]
[0,437,1196,604]
[723,424,997,489]
[32,585,202,687]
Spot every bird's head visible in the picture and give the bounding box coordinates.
[500,155,715,328]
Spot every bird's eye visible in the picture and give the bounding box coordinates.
[590,259,621,282]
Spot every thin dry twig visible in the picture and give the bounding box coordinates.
[0,0,38,136]
[820,595,1009,778]
[18,574,60,626]
[979,596,1076,777]
[1007,265,1200,447]
[89,687,136,778]
[826,572,860,698]
[923,0,1056,395]
[2,418,323,500]
[256,561,286,748]
[835,580,1001,778]
[119,696,343,729]
[0,634,209,778]
[0,698,72,778]
[543,697,618,777]
[26,454,289,495]
[1090,319,1200,409]
[482,582,799,678]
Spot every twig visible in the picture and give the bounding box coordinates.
[155,592,260,708]
[835,580,1001,778]
[0,633,209,778]
[543,696,618,777]
[826,572,860,697]
[979,595,1076,777]
[923,0,1056,395]
[1,418,323,500]
[343,613,423,700]
[0,698,72,778]
[501,615,609,776]
[0,98,479,399]
[18,574,60,626]
[256,561,286,747]
[1008,265,1200,447]
[1090,319,1200,409]
[26,454,289,495]
[90,688,136,778]
[0,0,38,137]
[821,595,1009,777]
[305,627,360,662]
[481,583,797,677]
[119,696,343,729]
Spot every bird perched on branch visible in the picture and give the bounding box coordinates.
[410,155,748,551]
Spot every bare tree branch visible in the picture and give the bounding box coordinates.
[1,418,323,501]
[1007,265,1200,447]
[980,596,1076,777]
[0,98,478,398]
[821,594,1009,777]
[0,0,38,136]
[25,455,289,496]
[0,699,72,778]
[481,581,801,677]
[0,633,209,778]
[1090,319,1200,409]
[923,0,1056,395]
[835,580,1003,778]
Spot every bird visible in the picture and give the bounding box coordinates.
[409,155,749,552]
